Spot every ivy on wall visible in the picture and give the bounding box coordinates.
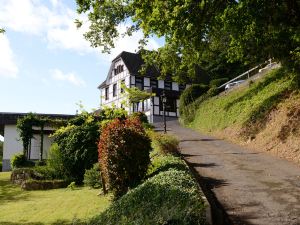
[16,113,66,160]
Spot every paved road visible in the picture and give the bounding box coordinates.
[155,120,300,225]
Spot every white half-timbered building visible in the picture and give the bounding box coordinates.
[98,51,190,123]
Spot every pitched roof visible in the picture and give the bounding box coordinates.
[98,51,160,89]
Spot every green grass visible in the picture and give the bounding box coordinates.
[190,67,297,135]
[0,172,111,225]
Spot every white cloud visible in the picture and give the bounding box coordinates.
[0,0,50,35]
[0,35,18,78]
[51,69,86,87]
[0,0,162,56]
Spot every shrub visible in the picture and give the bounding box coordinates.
[10,153,35,169]
[83,163,102,188]
[147,155,188,177]
[179,84,209,109]
[35,160,46,166]
[0,161,2,171]
[209,78,229,87]
[89,169,206,225]
[53,113,100,184]
[130,112,148,124]
[33,166,61,180]
[151,133,179,156]
[47,143,65,179]
[98,117,151,199]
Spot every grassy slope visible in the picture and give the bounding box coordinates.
[190,67,295,133]
[189,67,300,163]
[0,172,111,225]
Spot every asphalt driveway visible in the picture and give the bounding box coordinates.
[155,120,300,225]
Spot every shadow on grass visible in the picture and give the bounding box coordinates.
[240,91,290,139]
[0,174,31,202]
[0,219,87,225]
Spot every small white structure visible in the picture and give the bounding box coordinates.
[0,113,74,171]
[98,51,196,123]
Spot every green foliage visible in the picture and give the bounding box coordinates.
[53,113,100,184]
[84,163,102,188]
[121,83,155,104]
[179,84,210,123]
[180,86,220,124]
[10,153,35,169]
[98,117,151,199]
[180,84,209,108]
[76,0,299,83]
[67,181,77,190]
[0,28,5,34]
[47,143,65,179]
[151,133,179,156]
[33,166,61,180]
[98,105,128,127]
[210,78,229,88]
[147,155,188,178]
[89,166,206,225]
[221,1,300,69]
[190,68,297,137]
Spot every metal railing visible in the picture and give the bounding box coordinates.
[218,59,273,89]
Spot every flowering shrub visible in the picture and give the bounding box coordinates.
[98,117,151,198]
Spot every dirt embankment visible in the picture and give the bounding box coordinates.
[216,92,300,165]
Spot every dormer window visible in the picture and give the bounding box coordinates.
[114,65,124,75]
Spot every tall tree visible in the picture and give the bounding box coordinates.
[76,0,300,80]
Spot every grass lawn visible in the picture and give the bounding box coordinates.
[0,172,111,225]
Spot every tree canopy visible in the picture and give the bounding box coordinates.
[76,0,300,79]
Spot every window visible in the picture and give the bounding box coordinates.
[113,83,117,97]
[164,81,172,90]
[114,65,124,75]
[120,80,125,93]
[135,77,143,90]
[150,79,158,88]
[105,87,109,100]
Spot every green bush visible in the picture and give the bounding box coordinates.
[53,113,100,184]
[179,84,209,108]
[209,78,229,87]
[98,117,151,199]
[10,153,35,169]
[83,163,102,188]
[147,155,188,177]
[33,166,61,180]
[151,133,179,156]
[180,86,220,124]
[35,160,46,166]
[47,143,65,179]
[89,169,206,225]
[130,112,148,124]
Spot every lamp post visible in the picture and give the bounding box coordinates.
[161,91,167,133]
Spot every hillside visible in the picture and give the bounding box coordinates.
[187,67,300,164]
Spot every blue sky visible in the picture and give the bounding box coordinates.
[0,0,163,115]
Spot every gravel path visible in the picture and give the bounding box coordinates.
[155,120,300,225]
